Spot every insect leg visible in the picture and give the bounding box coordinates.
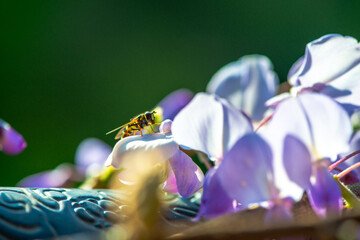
[149,124,156,133]
[137,125,143,136]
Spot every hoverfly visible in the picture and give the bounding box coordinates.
[106,110,160,140]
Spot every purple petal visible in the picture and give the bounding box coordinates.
[288,56,304,86]
[289,34,360,110]
[168,150,204,198]
[283,134,312,189]
[105,133,179,168]
[17,164,77,188]
[162,166,178,194]
[156,89,193,120]
[307,165,343,218]
[217,133,275,206]
[172,93,252,161]
[0,119,26,155]
[75,138,112,174]
[262,93,352,200]
[195,168,238,220]
[206,55,279,121]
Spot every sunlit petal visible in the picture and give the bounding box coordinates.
[172,93,252,161]
[105,133,179,168]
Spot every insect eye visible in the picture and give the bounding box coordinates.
[145,113,152,121]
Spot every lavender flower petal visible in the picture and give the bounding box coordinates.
[289,34,360,112]
[168,150,204,198]
[283,134,312,189]
[172,93,252,161]
[195,168,238,220]
[0,119,26,155]
[105,133,179,168]
[307,165,343,218]
[262,93,352,200]
[75,138,112,174]
[207,55,279,121]
[156,89,193,120]
[287,56,304,86]
[217,133,275,206]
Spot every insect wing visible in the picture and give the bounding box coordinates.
[115,126,127,140]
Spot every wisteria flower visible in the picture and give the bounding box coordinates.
[206,55,279,121]
[270,34,360,115]
[172,93,253,218]
[0,119,26,155]
[262,92,352,217]
[105,120,204,198]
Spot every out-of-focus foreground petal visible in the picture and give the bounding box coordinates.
[0,119,26,155]
[172,93,252,161]
[262,93,352,200]
[105,133,179,168]
[288,34,360,113]
[307,164,343,218]
[206,55,279,121]
[17,163,77,188]
[156,89,193,121]
[75,138,112,175]
[195,168,238,220]
[168,150,204,198]
[217,133,275,206]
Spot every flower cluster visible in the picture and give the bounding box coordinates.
[106,33,360,223]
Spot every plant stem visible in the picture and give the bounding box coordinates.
[328,149,360,172]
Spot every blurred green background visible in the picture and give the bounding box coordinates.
[1,1,360,186]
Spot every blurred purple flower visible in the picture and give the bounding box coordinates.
[105,120,204,198]
[262,93,352,217]
[18,138,110,188]
[0,119,26,155]
[17,163,79,188]
[75,138,112,175]
[156,89,193,121]
[288,34,360,114]
[207,55,278,121]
